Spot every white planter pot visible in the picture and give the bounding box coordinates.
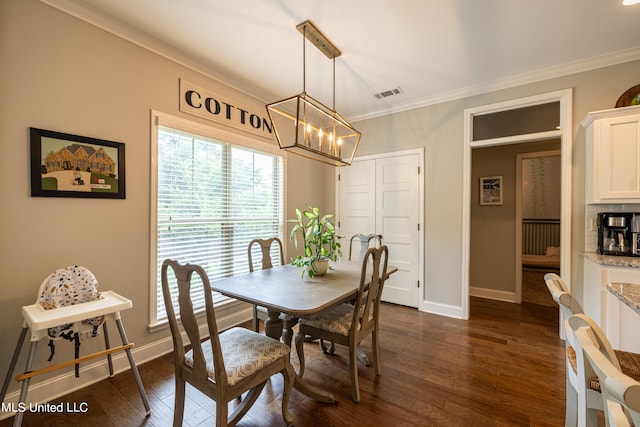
[312,259,329,276]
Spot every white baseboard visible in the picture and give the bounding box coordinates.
[420,300,464,319]
[0,306,252,421]
[469,286,517,303]
[419,289,518,320]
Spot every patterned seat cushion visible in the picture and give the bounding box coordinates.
[39,265,103,338]
[299,303,355,336]
[566,345,640,392]
[185,327,290,387]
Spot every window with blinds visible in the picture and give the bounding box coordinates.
[154,125,284,323]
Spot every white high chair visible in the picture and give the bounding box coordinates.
[0,266,150,426]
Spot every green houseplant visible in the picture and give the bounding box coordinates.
[288,205,342,278]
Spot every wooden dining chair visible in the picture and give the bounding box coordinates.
[295,245,389,402]
[161,259,294,427]
[247,237,298,346]
[318,233,382,356]
[568,313,640,426]
[544,273,640,426]
[248,237,285,332]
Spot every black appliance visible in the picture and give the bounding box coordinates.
[597,212,640,256]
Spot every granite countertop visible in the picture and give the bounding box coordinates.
[583,252,640,268]
[608,282,640,315]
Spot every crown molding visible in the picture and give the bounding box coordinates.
[350,46,640,122]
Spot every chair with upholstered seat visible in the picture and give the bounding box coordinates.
[295,245,389,402]
[568,313,640,426]
[317,233,384,356]
[544,273,640,426]
[161,259,294,427]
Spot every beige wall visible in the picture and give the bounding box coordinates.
[521,155,562,219]
[2,0,640,404]
[353,59,640,308]
[0,0,333,398]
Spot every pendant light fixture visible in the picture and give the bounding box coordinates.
[266,20,361,166]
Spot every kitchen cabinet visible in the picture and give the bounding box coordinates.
[607,285,640,354]
[583,254,640,353]
[584,105,640,204]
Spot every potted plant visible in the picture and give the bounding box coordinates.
[288,205,342,278]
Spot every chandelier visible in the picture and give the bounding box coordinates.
[266,20,361,166]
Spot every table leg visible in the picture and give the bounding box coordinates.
[264,309,283,340]
[281,317,299,349]
[264,311,335,403]
[293,377,335,403]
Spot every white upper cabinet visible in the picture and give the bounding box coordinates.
[584,105,640,203]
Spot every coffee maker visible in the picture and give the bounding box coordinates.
[597,212,638,256]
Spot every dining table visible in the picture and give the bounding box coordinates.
[210,260,397,402]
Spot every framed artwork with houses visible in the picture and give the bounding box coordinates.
[30,127,125,199]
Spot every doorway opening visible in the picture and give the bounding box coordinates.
[462,89,573,320]
[469,142,561,306]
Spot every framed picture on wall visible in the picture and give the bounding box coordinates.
[30,127,126,199]
[480,176,502,205]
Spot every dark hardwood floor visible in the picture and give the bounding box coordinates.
[522,268,558,307]
[1,297,568,426]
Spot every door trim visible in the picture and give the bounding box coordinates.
[336,148,425,310]
[462,89,573,320]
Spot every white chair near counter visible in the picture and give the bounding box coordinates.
[544,273,640,426]
[568,313,640,426]
[0,265,150,427]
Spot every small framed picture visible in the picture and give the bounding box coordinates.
[30,127,125,199]
[480,176,502,205]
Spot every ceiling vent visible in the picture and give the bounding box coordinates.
[374,87,403,99]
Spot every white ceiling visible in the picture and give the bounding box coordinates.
[44,0,640,121]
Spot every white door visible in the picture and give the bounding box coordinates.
[375,155,420,307]
[337,151,422,308]
[338,160,376,243]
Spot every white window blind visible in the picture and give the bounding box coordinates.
[155,126,283,323]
